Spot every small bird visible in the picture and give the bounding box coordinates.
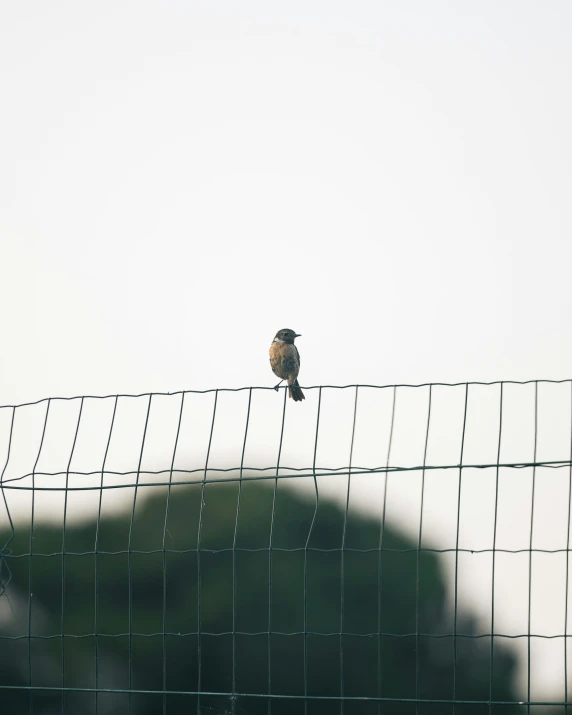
[269,329,305,402]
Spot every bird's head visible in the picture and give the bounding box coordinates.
[273,329,301,344]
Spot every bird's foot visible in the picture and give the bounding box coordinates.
[273,380,284,391]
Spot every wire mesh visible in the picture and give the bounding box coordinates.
[0,380,571,713]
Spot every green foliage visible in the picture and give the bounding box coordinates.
[0,478,520,713]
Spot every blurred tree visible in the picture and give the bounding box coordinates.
[0,477,522,714]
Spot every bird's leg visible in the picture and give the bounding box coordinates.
[274,380,284,391]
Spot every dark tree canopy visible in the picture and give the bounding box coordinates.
[0,477,521,713]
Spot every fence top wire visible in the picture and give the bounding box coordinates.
[1,378,571,410]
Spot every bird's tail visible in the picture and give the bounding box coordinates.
[289,379,305,402]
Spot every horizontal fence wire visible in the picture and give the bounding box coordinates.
[0,683,568,706]
[0,380,571,713]
[1,378,572,409]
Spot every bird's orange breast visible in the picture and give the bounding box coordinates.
[269,341,300,381]
[269,342,291,361]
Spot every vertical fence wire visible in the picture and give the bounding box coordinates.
[60,397,84,715]
[303,386,322,715]
[0,407,15,595]
[415,384,432,714]
[28,399,50,715]
[231,388,252,715]
[162,392,186,715]
[489,382,504,713]
[197,390,219,715]
[339,385,359,715]
[566,380,572,715]
[527,382,539,715]
[452,385,469,714]
[267,388,287,715]
[94,395,119,715]
[377,385,397,710]
[127,394,153,715]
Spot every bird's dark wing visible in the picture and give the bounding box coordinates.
[294,345,300,367]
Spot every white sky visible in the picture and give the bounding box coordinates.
[1,1,571,404]
[1,0,572,703]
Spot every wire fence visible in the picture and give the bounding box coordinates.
[0,380,571,713]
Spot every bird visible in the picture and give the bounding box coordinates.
[269,329,305,402]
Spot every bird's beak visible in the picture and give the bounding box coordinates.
[295,333,302,337]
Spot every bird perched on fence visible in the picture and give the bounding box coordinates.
[269,329,305,402]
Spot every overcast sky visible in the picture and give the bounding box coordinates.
[2,0,572,702]
[1,1,571,405]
